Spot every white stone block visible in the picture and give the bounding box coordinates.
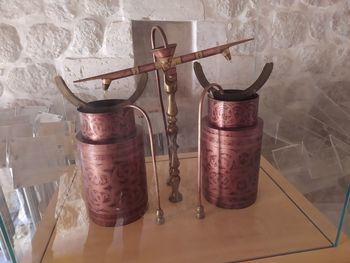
[83,0,120,17]
[63,57,137,100]
[331,10,350,38]
[267,0,295,6]
[331,47,350,79]
[228,20,268,55]
[123,0,204,21]
[297,44,334,74]
[0,81,3,97]
[272,11,307,48]
[104,21,133,57]
[7,63,58,98]
[0,24,22,63]
[270,55,293,79]
[0,0,42,19]
[196,21,227,50]
[71,19,104,56]
[44,0,77,22]
[217,55,256,88]
[203,0,249,21]
[309,12,329,40]
[26,23,71,59]
[301,0,338,6]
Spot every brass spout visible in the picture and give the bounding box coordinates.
[222,48,232,61]
[102,79,111,91]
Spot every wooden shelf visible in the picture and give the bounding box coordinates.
[27,153,350,263]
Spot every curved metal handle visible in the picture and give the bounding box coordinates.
[241,62,273,98]
[54,76,88,108]
[124,104,165,225]
[194,62,273,101]
[194,62,210,89]
[55,74,148,112]
[196,83,224,219]
[151,26,169,49]
[151,26,171,168]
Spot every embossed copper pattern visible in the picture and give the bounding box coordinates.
[76,128,148,227]
[79,106,136,142]
[201,118,263,209]
[208,94,259,129]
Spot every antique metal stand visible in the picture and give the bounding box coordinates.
[74,26,253,203]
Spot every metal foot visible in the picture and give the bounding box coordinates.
[156,208,165,225]
[196,205,205,219]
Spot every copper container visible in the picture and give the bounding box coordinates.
[79,100,136,142]
[208,93,259,129]
[76,100,148,227]
[202,94,263,209]
[76,129,147,227]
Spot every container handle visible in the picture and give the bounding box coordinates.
[124,104,165,225]
[196,83,223,219]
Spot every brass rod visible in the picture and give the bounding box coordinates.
[74,38,253,83]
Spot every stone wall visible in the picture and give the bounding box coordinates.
[0,0,349,153]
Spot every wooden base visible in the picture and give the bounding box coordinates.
[34,153,349,263]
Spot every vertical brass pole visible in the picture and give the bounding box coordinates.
[164,68,182,202]
[152,39,183,203]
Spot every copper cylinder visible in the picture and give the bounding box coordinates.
[76,99,147,227]
[201,118,263,209]
[208,93,259,129]
[76,128,147,227]
[78,99,136,142]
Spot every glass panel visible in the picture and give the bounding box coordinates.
[34,121,76,164]
[8,136,67,189]
[272,134,350,244]
[0,210,16,263]
[1,135,76,262]
[0,109,15,122]
[15,106,49,124]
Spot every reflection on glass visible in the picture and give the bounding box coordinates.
[8,136,66,189]
[272,134,350,244]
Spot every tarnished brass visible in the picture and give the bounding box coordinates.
[73,38,254,84]
[164,69,182,203]
[157,57,173,72]
[150,26,171,185]
[222,48,232,61]
[102,78,112,91]
[156,208,165,225]
[196,205,205,219]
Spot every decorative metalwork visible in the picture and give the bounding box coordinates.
[72,27,253,203]
[56,73,165,226]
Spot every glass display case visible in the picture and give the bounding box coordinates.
[0,84,349,262]
[1,5,350,261]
